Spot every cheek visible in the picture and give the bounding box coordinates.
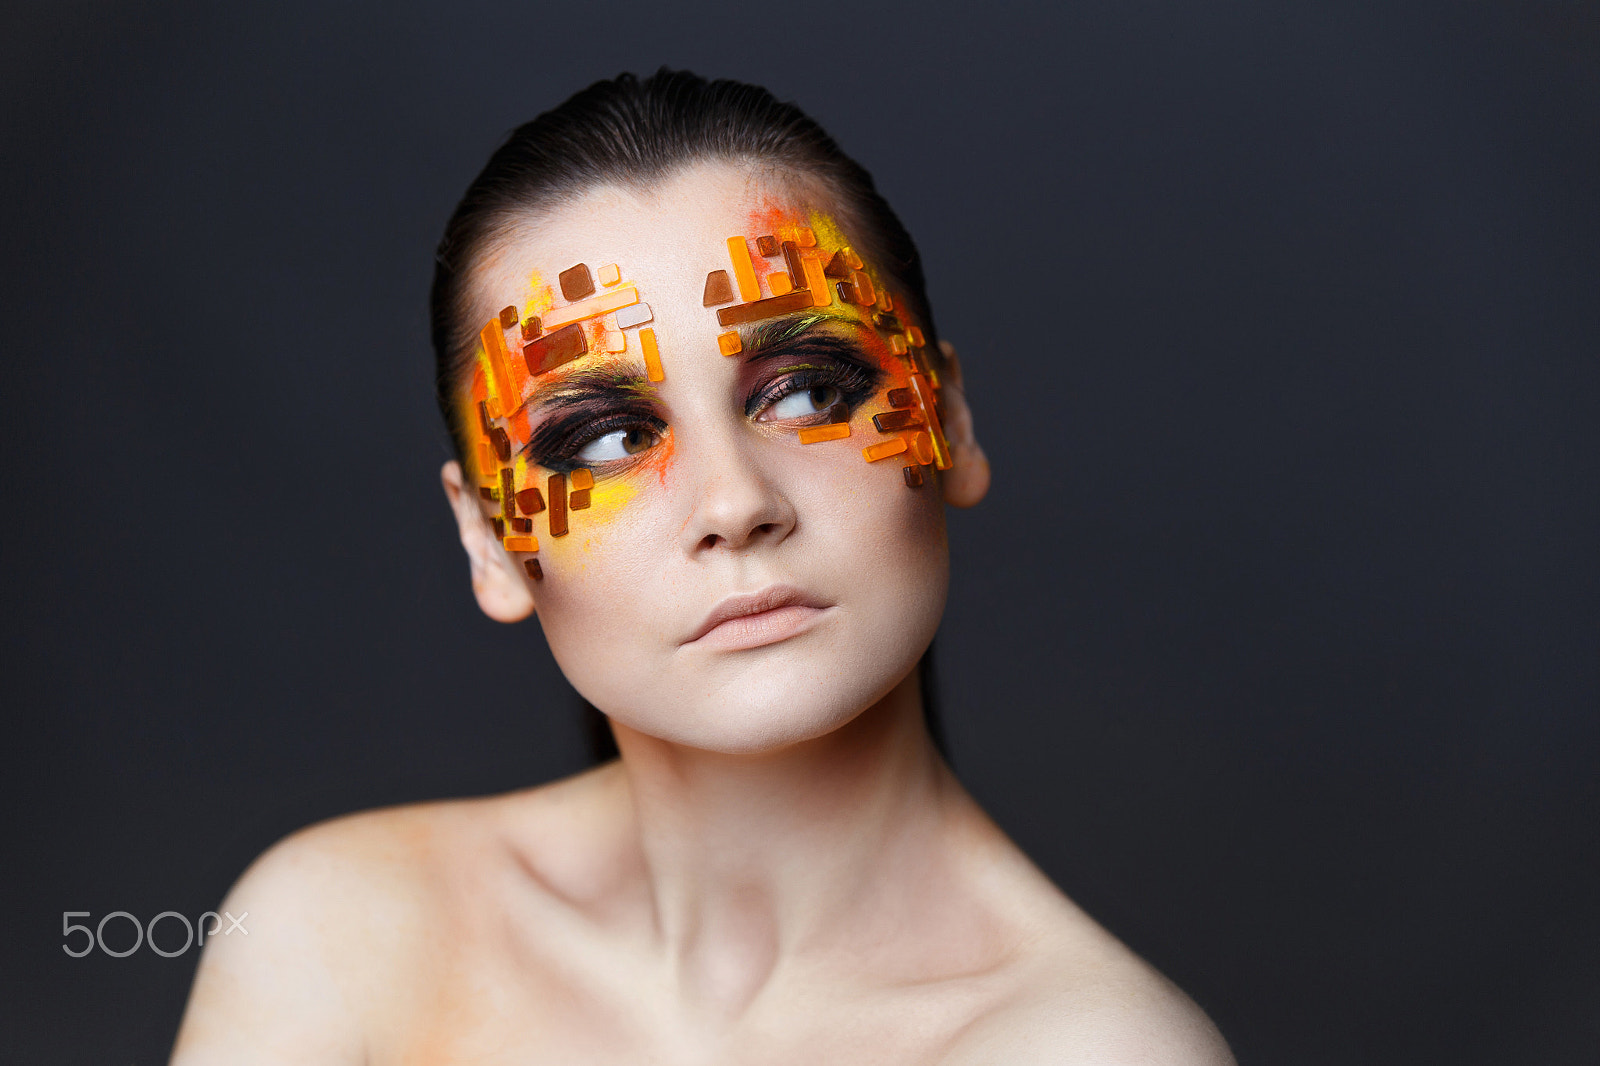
[780,424,950,598]
[529,517,676,697]
[526,456,683,658]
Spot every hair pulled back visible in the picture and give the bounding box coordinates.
[429,68,939,463]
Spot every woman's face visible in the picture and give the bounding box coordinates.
[445,164,980,754]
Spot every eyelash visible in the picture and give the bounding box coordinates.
[527,409,664,474]
[747,362,880,420]
[525,359,884,474]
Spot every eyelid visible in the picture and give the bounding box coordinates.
[523,405,664,472]
[743,328,875,367]
[747,362,879,421]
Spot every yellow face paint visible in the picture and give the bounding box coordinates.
[463,207,950,582]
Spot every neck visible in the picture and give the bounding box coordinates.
[609,669,957,1017]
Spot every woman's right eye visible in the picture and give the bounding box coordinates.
[573,425,660,463]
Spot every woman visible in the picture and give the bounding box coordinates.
[172,70,1232,1064]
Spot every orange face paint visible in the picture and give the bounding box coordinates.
[463,208,952,580]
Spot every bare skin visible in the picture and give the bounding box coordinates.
[171,165,1233,1064]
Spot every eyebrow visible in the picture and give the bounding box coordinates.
[740,312,875,368]
[517,310,873,427]
[521,358,654,413]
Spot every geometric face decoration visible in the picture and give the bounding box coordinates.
[463,211,952,582]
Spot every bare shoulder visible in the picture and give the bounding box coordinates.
[946,909,1234,1066]
[928,796,1233,1065]
[169,770,608,1064]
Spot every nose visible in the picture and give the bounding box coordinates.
[681,436,797,555]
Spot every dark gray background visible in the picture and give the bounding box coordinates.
[2,1,1596,1062]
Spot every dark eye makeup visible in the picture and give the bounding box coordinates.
[524,400,665,474]
[521,323,887,475]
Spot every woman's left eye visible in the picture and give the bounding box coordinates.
[762,385,843,421]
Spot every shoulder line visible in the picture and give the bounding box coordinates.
[945,945,1235,1066]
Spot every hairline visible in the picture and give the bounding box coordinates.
[447,158,874,375]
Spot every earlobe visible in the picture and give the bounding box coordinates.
[440,460,538,623]
[935,342,990,508]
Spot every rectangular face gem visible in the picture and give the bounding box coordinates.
[717,331,742,356]
[798,422,851,444]
[727,236,761,302]
[524,558,543,580]
[903,465,924,487]
[569,468,594,491]
[716,289,816,327]
[559,263,595,301]
[504,536,539,552]
[851,270,876,306]
[802,256,830,307]
[539,286,639,332]
[703,269,735,306]
[614,302,653,329]
[479,319,519,417]
[598,263,621,287]
[862,437,909,462]
[872,409,924,432]
[522,322,588,376]
[547,473,568,537]
[640,327,665,382]
[908,374,952,470]
[568,488,591,510]
[515,487,546,514]
[768,271,793,296]
[781,240,806,286]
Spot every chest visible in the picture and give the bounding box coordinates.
[363,950,1003,1066]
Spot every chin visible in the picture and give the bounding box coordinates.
[616,699,863,756]
[650,694,870,755]
[592,642,919,756]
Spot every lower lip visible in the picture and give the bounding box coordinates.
[693,605,829,651]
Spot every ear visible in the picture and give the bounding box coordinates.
[935,341,990,508]
[441,460,537,623]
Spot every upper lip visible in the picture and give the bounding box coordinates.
[685,584,830,644]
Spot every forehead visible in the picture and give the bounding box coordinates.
[476,164,814,305]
